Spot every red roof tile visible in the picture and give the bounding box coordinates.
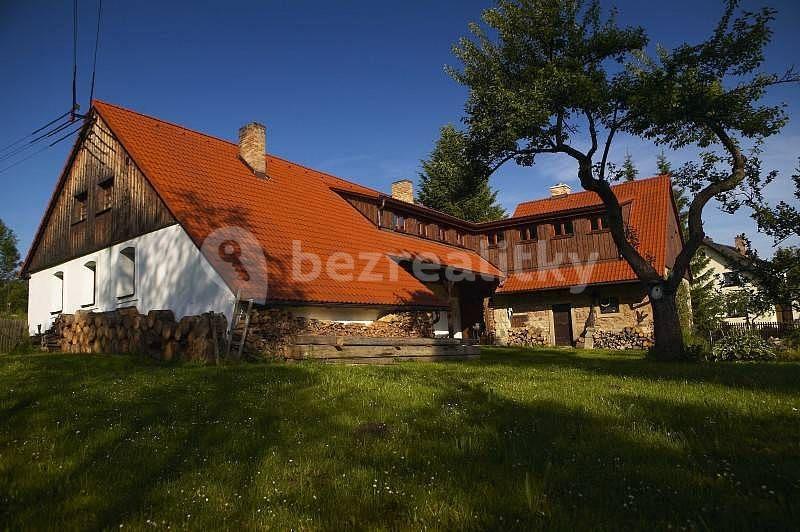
[91,101,500,308]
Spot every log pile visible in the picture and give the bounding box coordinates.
[48,308,227,362]
[233,309,435,359]
[593,327,653,350]
[506,326,548,347]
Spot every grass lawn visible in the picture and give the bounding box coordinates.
[0,348,798,530]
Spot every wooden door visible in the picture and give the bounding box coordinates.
[552,304,573,346]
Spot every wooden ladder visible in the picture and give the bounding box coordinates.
[226,292,254,360]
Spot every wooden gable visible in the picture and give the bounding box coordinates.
[24,114,175,274]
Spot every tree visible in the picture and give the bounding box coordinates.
[619,151,638,181]
[449,0,796,359]
[0,219,26,316]
[418,125,506,222]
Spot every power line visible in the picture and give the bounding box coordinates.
[0,118,74,164]
[89,0,103,103]
[0,110,72,155]
[71,0,79,120]
[0,122,85,176]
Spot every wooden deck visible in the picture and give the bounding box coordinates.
[289,336,480,364]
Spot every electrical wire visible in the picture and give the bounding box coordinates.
[0,122,85,176]
[0,118,74,164]
[0,110,72,155]
[71,0,79,120]
[89,0,103,104]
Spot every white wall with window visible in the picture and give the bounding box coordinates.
[27,224,237,334]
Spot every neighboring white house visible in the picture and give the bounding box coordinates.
[699,236,794,325]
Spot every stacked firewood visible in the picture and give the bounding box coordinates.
[506,326,548,347]
[593,327,653,350]
[232,308,435,359]
[49,309,227,362]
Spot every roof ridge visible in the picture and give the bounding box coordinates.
[91,99,388,193]
[514,174,669,209]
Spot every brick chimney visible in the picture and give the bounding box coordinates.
[734,234,748,255]
[391,179,414,203]
[238,122,266,176]
[549,183,571,197]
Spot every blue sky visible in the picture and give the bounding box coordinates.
[1,0,798,258]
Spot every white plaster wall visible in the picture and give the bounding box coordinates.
[700,247,778,324]
[28,224,237,334]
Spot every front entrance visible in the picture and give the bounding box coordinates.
[552,304,573,346]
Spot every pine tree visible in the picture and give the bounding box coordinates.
[0,219,26,316]
[418,125,506,222]
[621,151,638,181]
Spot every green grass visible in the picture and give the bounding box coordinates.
[0,348,798,530]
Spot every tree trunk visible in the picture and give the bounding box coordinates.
[649,292,686,361]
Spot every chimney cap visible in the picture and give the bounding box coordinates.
[549,183,572,197]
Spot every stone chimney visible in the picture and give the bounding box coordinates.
[391,179,414,203]
[549,183,571,197]
[734,234,748,255]
[238,122,266,176]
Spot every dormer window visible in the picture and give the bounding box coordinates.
[519,224,538,241]
[456,232,465,246]
[391,213,406,232]
[590,215,609,232]
[553,220,574,237]
[96,177,114,213]
[418,223,427,237]
[72,191,88,224]
[438,227,447,241]
[488,231,505,248]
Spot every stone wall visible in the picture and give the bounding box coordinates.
[489,284,654,349]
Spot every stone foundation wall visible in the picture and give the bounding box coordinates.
[489,284,655,349]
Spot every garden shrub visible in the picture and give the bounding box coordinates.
[708,333,776,362]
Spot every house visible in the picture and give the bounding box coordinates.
[700,236,795,324]
[22,101,683,350]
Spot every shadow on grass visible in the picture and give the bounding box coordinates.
[476,346,800,396]
[0,352,798,529]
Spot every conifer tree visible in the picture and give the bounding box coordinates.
[418,125,506,222]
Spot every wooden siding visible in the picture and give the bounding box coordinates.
[26,115,175,273]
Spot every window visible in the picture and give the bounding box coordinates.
[553,220,574,237]
[51,271,64,314]
[82,261,96,307]
[418,223,427,237]
[456,232,465,246]
[72,191,88,224]
[117,247,136,299]
[599,296,619,314]
[96,178,113,213]
[519,224,538,241]
[391,213,406,232]
[488,231,505,247]
[590,215,609,231]
[722,271,744,287]
[438,227,447,241]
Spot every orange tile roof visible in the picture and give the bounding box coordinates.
[498,176,675,293]
[91,101,500,308]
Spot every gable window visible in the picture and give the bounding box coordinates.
[96,177,113,213]
[117,247,136,299]
[590,215,609,232]
[599,296,619,314]
[51,271,64,314]
[519,224,538,241]
[82,261,97,308]
[722,271,744,287]
[72,191,88,224]
[553,220,574,237]
[488,231,505,248]
[391,213,406,232]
